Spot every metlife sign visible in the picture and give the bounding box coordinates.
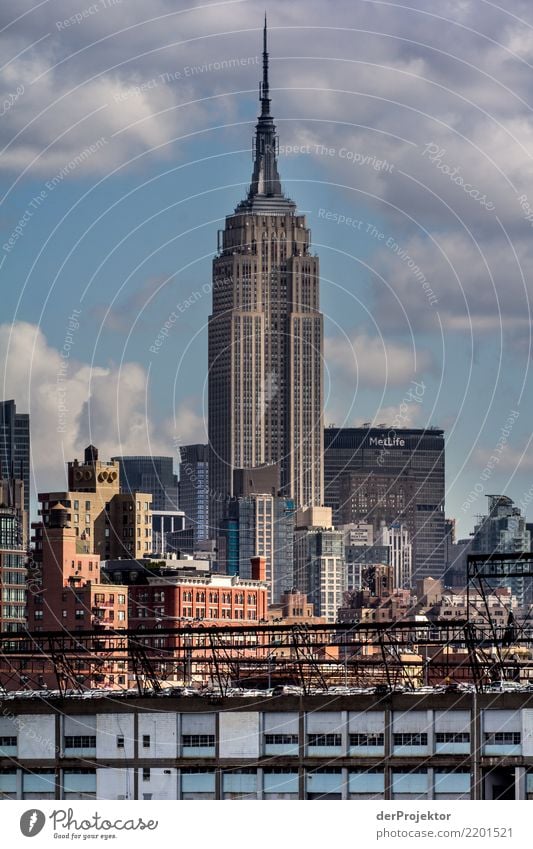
[368,436,406,448]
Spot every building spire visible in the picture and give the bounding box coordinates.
[239,16,287,206]
[260,14,270,117]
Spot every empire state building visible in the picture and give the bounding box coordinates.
[208,21,324,530]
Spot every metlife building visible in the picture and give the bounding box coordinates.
[324,427,446,582]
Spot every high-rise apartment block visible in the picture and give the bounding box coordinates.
[27,504,128,688]
[294,507,346,622]
[218,491,295,602]
[208,23,323,531]
[33,445,152,561]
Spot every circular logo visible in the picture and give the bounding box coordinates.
[20,810,46,838]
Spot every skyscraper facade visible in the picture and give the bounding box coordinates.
[0,400,30,547]
[324,426,445,582]
[112,455,178,512]
[218,492,295,603]
[208,23,324,531]
[178,444,209,543]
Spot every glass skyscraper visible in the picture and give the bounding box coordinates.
[0,400,30,548]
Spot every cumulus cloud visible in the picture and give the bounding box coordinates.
[0,321,206,492]
[325,329,432,388]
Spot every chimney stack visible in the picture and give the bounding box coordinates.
[251,555,266,582]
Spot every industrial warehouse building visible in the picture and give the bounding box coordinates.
[1,691,533,800]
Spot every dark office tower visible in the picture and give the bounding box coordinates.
[179,444,209,543]
[208,20,324,532]
[0,503,27,632]
[112,455,178,511]
[0,400,30,548]
[324,427,445,582]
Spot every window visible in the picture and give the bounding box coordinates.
[484,732,520,745]
[0,736,16,747]
[350,733,384,747]
[142,768,150,782]
[265,734,298,745]
[85,501,91,511]
[142,735,150,748]
[65,736,96,749]
[117,736,125,749]
[307,734,341,747]
[393,733,428,746]
[118,594,126,604]
[118,611,126,621]
[182,735,215,748]
[435,732,470,744]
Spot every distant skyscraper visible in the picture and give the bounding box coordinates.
[471,494,530,604]
[0,400,30,547]
[376,521,412,589]
[0,503,26,632]
[112,455,178,511]
[208,21,324,531]
[294,507,345,622]
[179,444,209,543]
[324,426,445,582]
[218,491,295,603]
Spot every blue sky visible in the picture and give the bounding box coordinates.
[1,0,533,536]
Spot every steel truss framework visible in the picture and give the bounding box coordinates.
[1,617,533,695]
[466,552,533,687]
[0,553,530,695]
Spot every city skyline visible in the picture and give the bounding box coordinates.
[1,2,533,539]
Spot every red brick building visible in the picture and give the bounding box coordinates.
[26,504,128,688]
[127,555,268,628]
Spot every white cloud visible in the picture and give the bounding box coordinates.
[325,329,432,388]
[0,321,206,492]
